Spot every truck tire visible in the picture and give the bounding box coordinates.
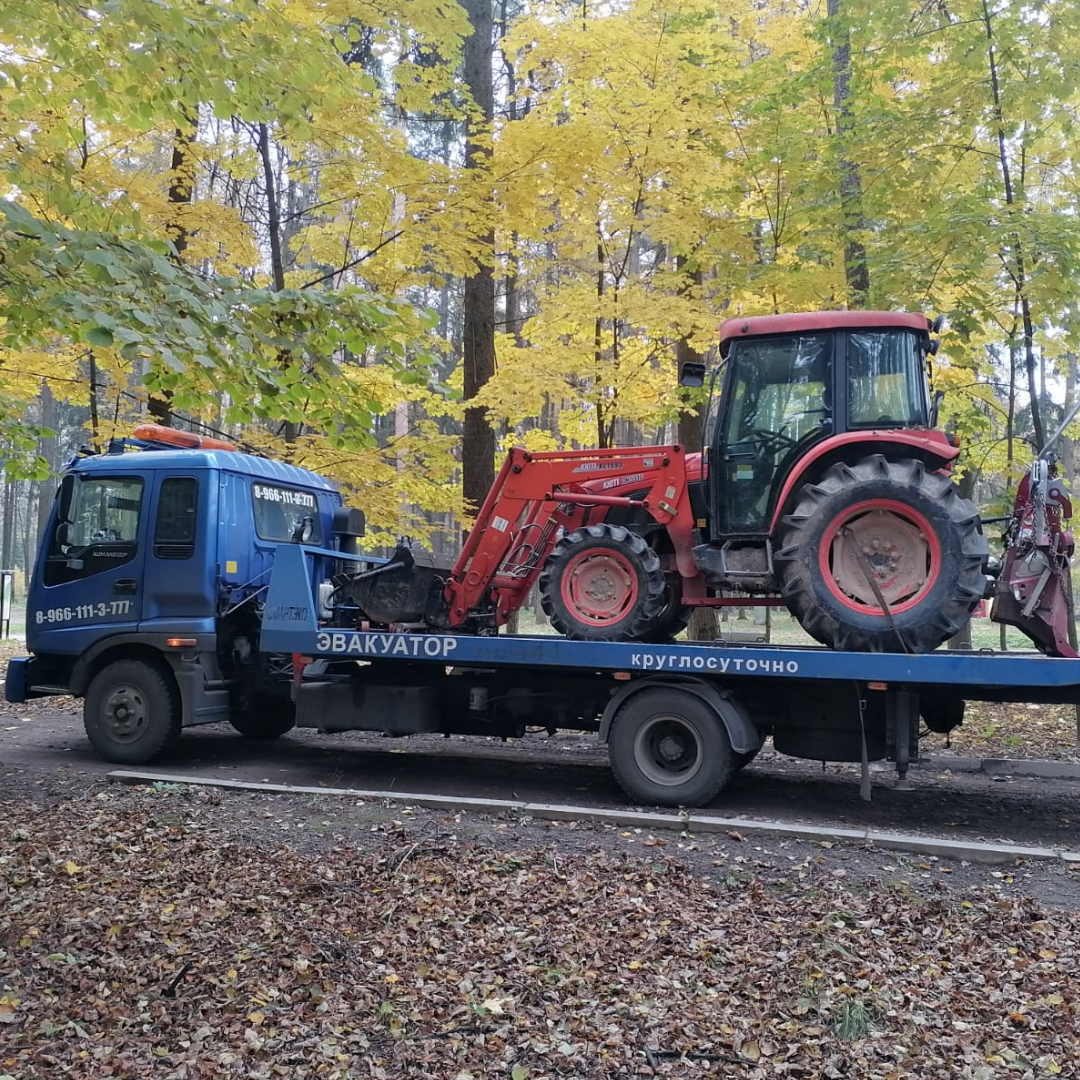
[84,659,181,765]
[607,688,733,807]
[229,696,296,739]
[540,524,667,641]
[774,456,987,653]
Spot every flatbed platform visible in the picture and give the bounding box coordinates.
[263,623,1080,704]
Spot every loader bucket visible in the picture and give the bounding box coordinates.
[337,543,450,625]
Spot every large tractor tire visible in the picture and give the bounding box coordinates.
[539,524,666,641]
[642,573,692,643]
[774,456,987,653]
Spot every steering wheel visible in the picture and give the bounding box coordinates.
[747,428,798,453]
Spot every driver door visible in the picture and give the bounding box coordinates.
[709,333,833,537]
[28,473,147,654]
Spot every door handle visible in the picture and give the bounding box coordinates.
[113,579,138,595]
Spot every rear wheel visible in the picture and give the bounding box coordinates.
[642,573,692,643]
[84,659,181,765]
[775,456,987,652]
[608,688,734,806]
[539,524,666,641]
[229,694,296,739]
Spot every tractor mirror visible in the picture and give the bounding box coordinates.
[57,474,76,524]
[931,314,947,334]
[679,362,706,388]
[930,388,945,427]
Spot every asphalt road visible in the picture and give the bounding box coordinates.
[3,705,1080,852]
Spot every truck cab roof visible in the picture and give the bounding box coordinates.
[69,447,339,494]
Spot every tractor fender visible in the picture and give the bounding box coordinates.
[769,430,959,533]
[598,676,762,756]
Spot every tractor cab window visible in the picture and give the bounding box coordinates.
[44,476,144,586]
[847,331,928,428]
[715,333,831,533]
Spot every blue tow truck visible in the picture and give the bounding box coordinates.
[6,429,1080,807]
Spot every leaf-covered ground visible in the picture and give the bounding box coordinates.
[2,792,1079,1080]
[921,702,1080,763]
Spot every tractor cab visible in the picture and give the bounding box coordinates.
[704,312,937,539]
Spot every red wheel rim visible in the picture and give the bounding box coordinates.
[818,498,941,615]
[560,547,639,627]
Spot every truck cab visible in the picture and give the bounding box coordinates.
[7,436,357,763]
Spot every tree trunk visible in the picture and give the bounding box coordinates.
[981,0,1044,450]
[675,258,716,642]
[151,115,198,426]
[257,122,301,445]
[36,381,59,548]
[461,0,497,515]
[1,477,16,571]
[826,0,870,306]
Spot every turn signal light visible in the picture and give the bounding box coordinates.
[166,638,198,648]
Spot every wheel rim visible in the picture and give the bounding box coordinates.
[101,683,150,743]
[819,498,941,614]
[632,714,704,787]
[560,547,639,627]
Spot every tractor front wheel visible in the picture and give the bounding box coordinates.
[539,524,667,641]
[774,456,987,652]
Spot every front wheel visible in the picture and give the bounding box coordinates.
[539,524,667,641]
[84,659,181,765]
[775,456,987,653]
[607,688,734,807]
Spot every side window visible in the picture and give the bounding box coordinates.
[154,478,198,559]
[847,331,924,427]
[251,483,323,544]
[44,476,144,585]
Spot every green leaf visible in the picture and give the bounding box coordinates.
[85,326,115,348]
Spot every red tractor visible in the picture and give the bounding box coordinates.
[347,311,1000,653]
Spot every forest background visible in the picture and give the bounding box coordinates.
[3,0,1080,605]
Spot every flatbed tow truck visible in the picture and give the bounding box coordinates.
[4,434,1078,808]
[6,308,1080,807]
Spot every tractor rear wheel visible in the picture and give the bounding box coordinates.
[539,524,667,641]
[774,456,987,653]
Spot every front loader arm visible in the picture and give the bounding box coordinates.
[445,445,694,627]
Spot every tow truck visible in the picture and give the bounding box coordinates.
[5,312,1080,806]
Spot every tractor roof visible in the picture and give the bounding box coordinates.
[719,311,930,352]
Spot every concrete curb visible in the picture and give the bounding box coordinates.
[922,755,1080,780]
[107,770,1079,868]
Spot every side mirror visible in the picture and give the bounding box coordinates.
[55,521,71,549]
[931,314,948,334]
[292,515,316,544]
[333,506,366,538]
[930,388,945,428]
[57,474,75,524]
[679,362,706,388]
